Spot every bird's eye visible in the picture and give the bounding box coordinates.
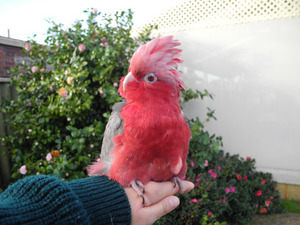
[143,73,157,84]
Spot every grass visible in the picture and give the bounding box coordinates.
[282,200,300,214]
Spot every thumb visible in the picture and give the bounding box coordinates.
[144,196,180,225]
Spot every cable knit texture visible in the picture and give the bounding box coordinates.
[0,175,131,225]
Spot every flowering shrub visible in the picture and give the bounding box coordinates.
[0,8,154,181]
[156,114,283,224]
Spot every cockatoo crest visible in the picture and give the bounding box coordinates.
[119,36,184,97]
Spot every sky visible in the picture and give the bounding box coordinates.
[0,0,184,43]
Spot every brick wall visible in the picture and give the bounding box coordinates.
[0,37,25,78]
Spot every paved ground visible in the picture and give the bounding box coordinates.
[252,213,300,225]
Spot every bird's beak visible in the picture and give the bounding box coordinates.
[123,72,137,92]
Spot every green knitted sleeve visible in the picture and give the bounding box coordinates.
[0,175,131,225]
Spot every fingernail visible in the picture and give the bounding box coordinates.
[169,196,180,209]
[187,182,195,191]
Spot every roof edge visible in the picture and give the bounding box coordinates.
[0,36,25,48]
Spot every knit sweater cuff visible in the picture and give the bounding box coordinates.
[68,176,131,225]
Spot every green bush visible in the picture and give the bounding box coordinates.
[0,8,154,181]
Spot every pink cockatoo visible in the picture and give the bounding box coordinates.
[87,36,191,202]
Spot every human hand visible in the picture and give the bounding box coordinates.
[125,180,194,225]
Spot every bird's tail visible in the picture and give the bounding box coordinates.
[87,159,111,176]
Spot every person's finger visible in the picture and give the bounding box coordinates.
[143,180,194,206]
[142,195,180,225]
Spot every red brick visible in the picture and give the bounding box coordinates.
[0,43,24,78]
[0,57,13,62]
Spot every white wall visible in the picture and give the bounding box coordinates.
[175,18,300,185]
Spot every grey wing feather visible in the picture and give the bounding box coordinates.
[182,111,189,124]
[100,102,126,164]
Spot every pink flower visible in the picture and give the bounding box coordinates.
[104,42,109,47]
[204,160,208,167]
[244,175,248,181]
[247,156,251,160]
[67,77,73,85]
[220,198,226,202]
[31,66,38,73]
[236,173,242,180]
[93,8,98,13]
[265,200,271,207]
[225,187,230,193]
[259,208,267,213]
[55,43,59,47]
[46,153,52,162]
[50,86,54,92]
[261,179,266,185]
[195,178,200,182]
[217,166,221,171]
[113,82,118,87]
[40,68,45,72]
[99,89,104,95]
[270,196,274,200]
[90,144,94,148]
[208,169,217,178]
[207,212,212,216]
[256,190,262,196]
[67,118,71,122]
[230,186,236,192]
[59,87,68,98]
[78,44,86,52]
[190,198,199,204]
[20,165,27,175]
[24,43,31,51]
[190,161,195,167]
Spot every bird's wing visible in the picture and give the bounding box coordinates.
[100,101,126,163]
[182,111,189,124]
[87,102,125,176]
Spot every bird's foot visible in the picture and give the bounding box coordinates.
[170,176,184,194]
[130,179,146,204]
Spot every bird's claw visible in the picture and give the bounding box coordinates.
[170,176,184,194]
[130,179,146,204]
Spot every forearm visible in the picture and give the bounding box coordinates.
[0,175,131,225]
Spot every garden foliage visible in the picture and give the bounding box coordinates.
[156,107,283,224]
[0,8,283,224]
[0,8,153,180]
